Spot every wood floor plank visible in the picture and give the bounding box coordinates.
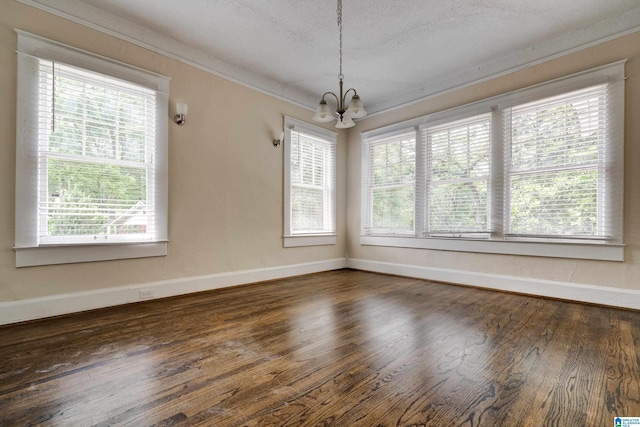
[1,269,639,426]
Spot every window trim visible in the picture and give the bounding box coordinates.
[360,61,626,262]
[360,235,624,262]
[283,117,337,247]
[14,30,170,267]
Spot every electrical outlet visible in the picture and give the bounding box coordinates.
[139,289,154,300]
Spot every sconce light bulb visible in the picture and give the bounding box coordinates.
[273,130,284,147]
[174,102,188,125]
[176,103,188,115]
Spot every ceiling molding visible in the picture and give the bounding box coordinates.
[368,25,640,119]
[17,0,640,115]
[17,0,318,111]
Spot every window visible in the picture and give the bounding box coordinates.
[362,131,415,235]
[284,117,337,247]
[15,31,170,267]
[505,85,613,240]
[361,61,625,261]
[424,113,491,237]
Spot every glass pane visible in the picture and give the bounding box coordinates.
[429,181,488,233]
[511,89,604,172]
[371,138,415,186]
[291,131,330,188]
[50,69,151,163]
[430,120,490,180]
[46,158,148,237]
[427,114,491,234]
[509,169,598,236]
[372,186,414,232]
[292,186,324,232]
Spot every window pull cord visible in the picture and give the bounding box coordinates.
[52,61,55,133]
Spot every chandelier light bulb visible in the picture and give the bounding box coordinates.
[346,95,367,119]
[313,99,335,123]
[335,115,355,129]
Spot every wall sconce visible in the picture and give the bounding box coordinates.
[174,103,188,125]
[273,131,284,147]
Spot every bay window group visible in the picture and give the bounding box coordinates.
[361,61,625,261]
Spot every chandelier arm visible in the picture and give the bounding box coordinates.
[322,91,340,106]
[342,87,357,105]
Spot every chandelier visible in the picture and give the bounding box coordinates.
[313,0,367,129]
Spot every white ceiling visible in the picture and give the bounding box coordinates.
[22,0,640,115]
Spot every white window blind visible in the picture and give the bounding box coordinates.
[360,61,624,260]
[34,61,160,244]
[505,84,617,240]
[285,118,336,236]
[363,131,416,235]
[15,31,169,266]
[423,113,491,236]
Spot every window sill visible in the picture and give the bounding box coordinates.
[360,235,624,262]
[14,242,168,267]
[284,235,337,248]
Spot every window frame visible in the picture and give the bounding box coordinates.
[14,30,170,267]
[360,61,626,262]
[283,117,337,247]
[361,129,417,236]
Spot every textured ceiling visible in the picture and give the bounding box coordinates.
[21,0,640,115]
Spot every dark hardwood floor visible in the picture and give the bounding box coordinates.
[1,269,639,426]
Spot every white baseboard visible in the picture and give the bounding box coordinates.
[4,257,636,325]
[347,258,640,310]
[0,258,347,325]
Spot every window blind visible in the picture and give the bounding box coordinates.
[505,84,616,240]
[423,113,491,236]
[363,131,416,235]
[359,61,624,259]
[35,60,161,244]
[288,127,336,234]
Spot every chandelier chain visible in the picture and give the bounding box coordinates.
[312,0,365,128]
[337,0,343,79]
